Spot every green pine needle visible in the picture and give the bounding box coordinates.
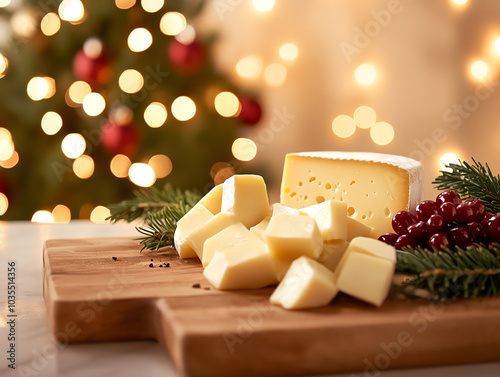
[396,244,500,301]
[433,158,500,213]
[108,184,201,251]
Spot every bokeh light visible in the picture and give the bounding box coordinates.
[232,138,257,161]
[0,151,18,169]
[0,140,13,161]
[370,121,394,145]
[264,63,287,86]
[58,0,85,22]
[451,0,467,5]
[470,60,488,80]
[148,154,172,178]
[41,111,63,135]
[144,102,168,128]
[128,28,153,52]
[214,91,240,117]
[175,24,196,45]
[61,133,86,159]
[353,106,377,129]
[41,12,61,36]
[110,154,132,178]
[31,210,54,223]
[0,0,11,8]
[355,64,377,85]
[115,0,136,9]
[27,77,56,101]
[236,56,263,79]
[73,154,95,179]
[141,0,164,13]
[83,38,103,58]
[440,152,460,172]
[160,12,186,36]
[332,115,356,138]
[279,43,298,61]
[90,206,111,223]
[82,92,106,116]
[118,69,144,93]
[0,53,8,79]
[171,96,196,121]
[11,9,37,39]
[68,81,92,104]
[495,37,500,54]
[52,204,71,223]
[128,163,156,187]
[253,0,274,12]
[0,193,8,216]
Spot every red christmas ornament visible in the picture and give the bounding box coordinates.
[167,39,205,75]
[238,97,262,125]
[101,121,141,157]
[73,49,112,87]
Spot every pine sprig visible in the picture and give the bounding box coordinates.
[396,244,500,301]
[108,184,201,223]
[433,158,500,213]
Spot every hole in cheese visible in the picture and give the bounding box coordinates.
[325,183,332,190]
[347,207,356,217]
[309,177,316,183]
[284,188,290,194]
[384,208,391,218]
[316,196,325,203]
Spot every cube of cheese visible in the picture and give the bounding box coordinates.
[264,214,323,261]
[300,200,347,241]
[198,184,223,215]
[203,236,278,290]
[221,175,270,228]
[249,216,270,241]
[318,240,348,272]
[280,152,423,237]
[271,203,301,216]
[202,222,250,267]
[336,252,395,307]
[174,203,214,259]
[186,212,239,260]
[270,256,338,309]
[347,217,373,241]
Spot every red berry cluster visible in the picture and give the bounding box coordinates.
[379,190,500,251]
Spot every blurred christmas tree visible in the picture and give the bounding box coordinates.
[0,0,262,221]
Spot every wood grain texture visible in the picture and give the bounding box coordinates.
[43,238,500,377]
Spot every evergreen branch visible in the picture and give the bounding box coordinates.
[108,184,201,223]
[396,244,500,301]
[433,158,500,213]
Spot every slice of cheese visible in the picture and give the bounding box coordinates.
[347,217,373,241]
[203,236,278,290]
[250,216,270,241]
[264,214,323,261]
[270,256,338,309]
[271,203,301,216]
[221,174,270,228]
[280,152,423,237]
[300,200,347,241]
[173,203,214,259]
[198,184,223,215]
[318,240,348,272]
[202,222,250,267]
[186,212,239,260]
[336,252,395,307]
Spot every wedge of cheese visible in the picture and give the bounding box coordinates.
[202,222,250,267]
[299,200,347,241]
[280,152,423,237]
[221,174,270,228]
[173,203,214,259]
[318,240,348,272]
[270,256,338,309]
[198,184,223,215]
[249,216,270,241]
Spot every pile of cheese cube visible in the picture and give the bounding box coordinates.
[174,174,396,309]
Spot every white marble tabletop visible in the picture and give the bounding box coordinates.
[0,221,498,377]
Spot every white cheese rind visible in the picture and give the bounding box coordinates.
[280,151,424,237]
[173,203,214,259]
[270,256,338,309]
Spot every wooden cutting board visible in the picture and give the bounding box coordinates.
[43,238,500,377]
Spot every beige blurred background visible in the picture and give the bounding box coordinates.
[199,0,500,201]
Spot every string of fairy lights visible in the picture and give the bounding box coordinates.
[0,0,493,222]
